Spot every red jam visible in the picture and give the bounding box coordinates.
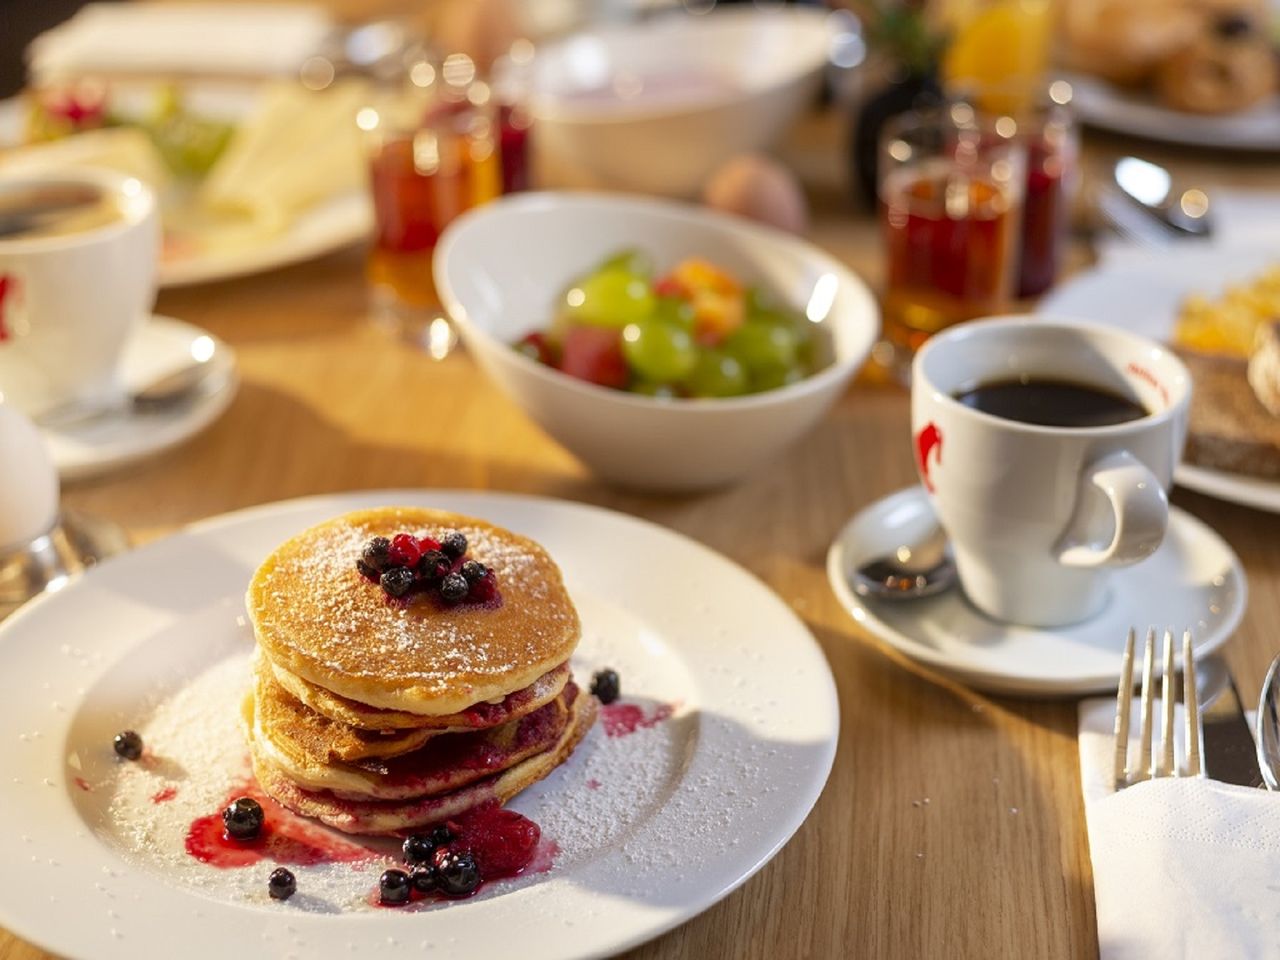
[185,781,374,869]
[370,802,555,907]
[150,785,178,804]
[601,702,675,738]
[449,801,541,879]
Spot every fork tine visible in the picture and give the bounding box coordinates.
[1159,629,1175,777]
[1114,628,1136,788]
[1136,628,1156,782]
[1184,630,1201,777]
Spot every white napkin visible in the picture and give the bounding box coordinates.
[1098,188,1280,269]
[27,3,333,81]
[1078,698,1280,959]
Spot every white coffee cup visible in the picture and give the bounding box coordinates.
[911,316,1191,627]
[0,167,159,420]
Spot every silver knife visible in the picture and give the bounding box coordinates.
[1201,673,1264,787]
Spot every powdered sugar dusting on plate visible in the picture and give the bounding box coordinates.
[88,600,694,914]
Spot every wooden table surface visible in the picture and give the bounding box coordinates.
[4,99,1280,960]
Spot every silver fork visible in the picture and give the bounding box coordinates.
[1114,628,1202,789]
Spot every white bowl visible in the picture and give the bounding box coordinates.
[434,192,880,492]
[530,7,837,197]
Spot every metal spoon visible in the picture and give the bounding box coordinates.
[851,523,957,601]
[36,346,227,431]
[1255,654,1280,790]
[1108,156,1214,242]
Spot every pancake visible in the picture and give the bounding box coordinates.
[251,679,573,801]
[252,660,439,763]
[253,688,598,835]
[246,508,580,715]
[267,658,570,732]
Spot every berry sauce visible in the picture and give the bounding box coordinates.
[600,702,676,739]
[369,802,555,907]
[150,786,178,804]
[185,781,374,869]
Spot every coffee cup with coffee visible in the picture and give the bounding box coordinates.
[912,316,1191,627]
[0,167,159,420]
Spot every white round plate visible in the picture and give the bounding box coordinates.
[1039,246,1280,513]
[157,191,371,288]
[1060,70,1280,152]
[827,486,1246,697]
[0,491,838,960]
[46,314,238,482]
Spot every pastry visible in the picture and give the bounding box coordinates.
[1154,9,1277,114]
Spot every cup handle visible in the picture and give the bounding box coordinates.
[1055,450,1168,568]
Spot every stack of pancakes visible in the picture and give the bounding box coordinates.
[242,507,597,835]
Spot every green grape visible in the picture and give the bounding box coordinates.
[596,248,652,277]
[564,268,655,329]
[686,350,748,398]
[651,296,695,330]
[745,284,780,319]
[751,365,806,394]
[621,321,697,382]
[724,322,798,375]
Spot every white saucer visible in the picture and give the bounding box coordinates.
[827,486,1247,697]
[45,315,238,481]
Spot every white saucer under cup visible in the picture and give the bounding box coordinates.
[827,486,1247,697]
[43,314,238,481]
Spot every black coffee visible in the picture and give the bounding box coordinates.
[953,377,1147,428]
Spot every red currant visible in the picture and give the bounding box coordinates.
[388,533,423,568]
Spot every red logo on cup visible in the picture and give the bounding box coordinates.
[0,274,17,343]
[915,421,943,492]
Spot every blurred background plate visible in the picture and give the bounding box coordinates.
[1061,69,1280,152]
[1039,245,1280,512]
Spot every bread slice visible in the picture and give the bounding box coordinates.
[1176,347,1280,478]
[1248,321,1280,418]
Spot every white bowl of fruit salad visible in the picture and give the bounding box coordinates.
[434,192,879,491]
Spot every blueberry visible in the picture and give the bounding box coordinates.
[113,730,143,761]
[356,559,380,581]
[430,825,454,847]
[380,566,416,598]
[379,868,412,905]
[440,532,467,560]
[417,549,450,582]
[223,797,265,840]
[411,864,438,893]
[590,669,621,705]
[440,572,469,602]
[361,537,392,574]
[268,867,296,901]
[435,850,481,897]
[402,834,434,864]
[460,560,487,584]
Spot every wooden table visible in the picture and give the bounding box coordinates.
[4,105,1280,960]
